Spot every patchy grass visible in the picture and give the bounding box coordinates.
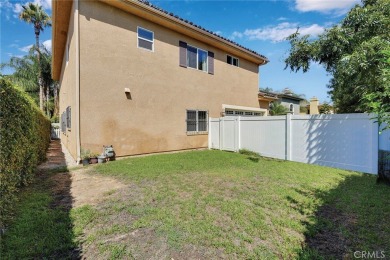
[2,150,389,259]
[0,171,79,259]
[77,150,390,259]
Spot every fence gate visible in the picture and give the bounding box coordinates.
[51,123,60,140]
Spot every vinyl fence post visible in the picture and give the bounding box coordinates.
[286,113,292,160]
[236,116,241,152]
[219,118,223,151]
[372,115,379,174]
[208,117,211,149]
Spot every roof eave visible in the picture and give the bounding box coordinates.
[100,0,269,65]
[52,0,73,80]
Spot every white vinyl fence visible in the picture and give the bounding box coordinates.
[209,114,380,174]
[51,123,60,140]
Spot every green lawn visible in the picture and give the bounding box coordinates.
[1,150,389,259]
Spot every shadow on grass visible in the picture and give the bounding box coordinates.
[292,173,390,259]
[0,140,80,259]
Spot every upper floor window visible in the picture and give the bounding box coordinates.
[137,27,154,51]
[227,55,239,67]
[187,45,208,72]
[179,41,214,74]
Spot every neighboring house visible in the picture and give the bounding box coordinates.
[258,88,304,115]
[276,88,304,115]
[258,91,278,114]
[306,97,334,114]
[52,0,268,161]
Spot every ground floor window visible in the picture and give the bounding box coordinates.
[225,110,264,116]
[186,110,208,134]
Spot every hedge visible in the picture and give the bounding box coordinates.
[0,79,51,229]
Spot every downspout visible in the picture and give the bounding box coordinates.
[75,0,81,163]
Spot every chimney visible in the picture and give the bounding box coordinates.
[310,97,319,115]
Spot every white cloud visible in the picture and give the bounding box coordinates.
[18,39,51,52]
[19,44,33,52]
[230,31,243,40]
[42,39,51,51]
[13,3,23,14]
[214,31,222,35]
[295,0,360,13]
[277,17,288,21]
[7,0,52,19]
[241,22,325,42]
[34,0,52,10]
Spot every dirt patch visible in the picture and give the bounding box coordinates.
[50,168,127,208]
[305,205,357,259]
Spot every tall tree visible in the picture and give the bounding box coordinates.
[284,0,389,116]
[269,103,288,116]
[1,47,58,118]
[19,3,51,112]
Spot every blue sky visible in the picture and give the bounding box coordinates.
[1,0,361,102]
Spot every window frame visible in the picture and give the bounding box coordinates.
[66,39,70,66]
[66,106,71,131]
[186,44,208,73]
[137,26,154,52]
[289,103,294,113]
[186,109,209,135]
[224,110,264,117]
[227,54,239,67]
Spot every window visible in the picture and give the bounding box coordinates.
[137,27,154,51]
[61,112,66,133]
[179,41,214,74]
[225,110,263,116]
[66,106,71,129]
[186,110,208,133]
[227,55,239,67]
[289,104,294,113]
[187,45,208,72]
[225,110,234,115]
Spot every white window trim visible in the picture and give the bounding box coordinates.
[225,109,264,117]
[137,26,154,52]
[187,44,208,73]
[66,38,69,66]
[227,54,239,67]
[186,109,209,135]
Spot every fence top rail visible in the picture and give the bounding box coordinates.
[211,113,375,122]
[290,113,374,120]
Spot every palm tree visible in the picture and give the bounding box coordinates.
[19,3,51,112]
[269,103,288,116]
[1,47,57,116]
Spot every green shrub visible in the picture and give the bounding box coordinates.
[239,149,261,157]
[0,79,51,229]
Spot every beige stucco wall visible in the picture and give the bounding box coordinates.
[58,1,78,160]
[259,100,271,110]
[77,0,261,157]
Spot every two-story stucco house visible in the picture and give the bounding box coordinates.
[52,0,268,162]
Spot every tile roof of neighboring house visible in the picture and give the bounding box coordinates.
[258,91,279,100]
[277,93,304,101]
[136,0,268,62]
[258,90,305,101]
